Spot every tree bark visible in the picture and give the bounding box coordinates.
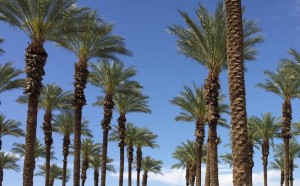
[81,158,89,186]
[225,0,250,185]
[204,142,210,186]
[49,179,54,186]
[281,171,284,186]
[261,141,269,186]
[282,100,291,186]
[23,42,47,186]
[101,94,114,186]
[142,171,148,186]
[186,166,190,186]
[118,113,126,186]
[127,144,134,186]
[249,143,254,186]
[195,119,205,186]
[43,109,53,186]
[73,60,88,186]
[94,169,99,186]
[189,164,196,186]
[62,135,70,186]
[290,160,294,186]
[0,168,3,186]
[136,146,142,186]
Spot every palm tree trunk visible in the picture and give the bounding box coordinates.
[189,164,196,186]
[195,119,205,186]
[62,135,70,186]
[282,100,291,186]
[225,0,250,185]
[185,166,190,186]
[262,141,269,186]
[81,158,89,186]
[94,169,99,186]
[73,60,88,186]
[101,94,114,186]
[118,113,126,186]
[49,179,54,186]
[142,171,148,186]
[204,142,210,186]
[0,168,3,186]
[0,138,2,151]
[43,109,53,186]
[249,143,254,186]
[281,171,284,186]
[23,42,47,186]
[127,144,134,186]
[136,146,142,186]
[289,160,294,186]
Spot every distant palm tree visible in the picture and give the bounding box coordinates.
[0,113,24,150]
[89,60,139,186]
[36,164,70,186]
[0,38,4,55]
[0,62,24,96]
[52,112,93,186]
[141,156,163,186]
[0,152,20,186]
[0,1,91,184]
[270,157,286,186]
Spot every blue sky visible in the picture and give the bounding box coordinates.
[1,0,300,185]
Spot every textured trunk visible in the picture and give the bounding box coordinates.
[142,171,148,186]
[0,168,3,186]
[101,94,114,186]
[43,109,53,186]
[225,0,249,185]
[290,160,294,186]
[118,113,126,186]
[249,143,254,186]
[23,42,47,186]
[49,179,54,186]
[0,138,2,151]
[62,135,70,186]
[73,59,88,186]
[189,164,196,186]
[282,100,291,186]
[195,119,205,186]
[262,141,269,186]
[281,171,284,186]
[81,158,89,186]
[127,144,134,186]
[185,166,190,186]
[204,142,210,186]
[136,146,142,186]
[94,169,99,186]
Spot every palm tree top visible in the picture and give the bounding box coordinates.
[80,138,101,160]
[141,156,163,175]
[0,113,24,138]
[274,140,300,160]
[0,62,24,94]
[35,163,70,182]
[0,152,20,172]
[89,154,116,173]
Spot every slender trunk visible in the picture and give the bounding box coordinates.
[43,109,53,186]
[204,142,210,186]
[262,141,269,186]
[289,160,294,186]
[189,164,196,186]
[225,1,249,185]
[142,170,148,186]
[23,42,47,186]
[0,168,3,186]
[185,166,190,186]
[249,143,254,186]
[62,135,70,186]
[0,138,2,151]
[101,94,114,186]
[127,144,134,186]
[282,100,291,186]
[73,60,88,186]
[49,179,54,186]
[81,158,89,186]
[136,146,142,186]
[118,113,126,186]
[195,119,205,186]
[94,169,99,186]
[281,171,284,186]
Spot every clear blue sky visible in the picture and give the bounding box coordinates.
[1,0,300,185]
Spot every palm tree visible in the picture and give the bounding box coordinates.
[0,38,4,55]
[0,152,20,186]
[220,152,233,168]
[0,1,90,184]
[36,164,70,186]
[169,2,262,185]
[52,112,92,186]
[89,60,140,186]
[249,113,281,186]
[17,83,72,186]
[141,156,163,186]
[257,67,300,186]
[0,62,24,96]
[270,157,285,186]
[0,113,24,150]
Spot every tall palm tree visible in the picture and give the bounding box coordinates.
[257,67,300,186]
[270,157,286,186]
[52,112,92,186]
[0,2,90,184]
[0,62,24,96]
[0,113,24,150]
[17,83,72,186]
[169,2,262,185]
[36,164,70,186]
[0,152,20,186]
[89,60,140,186]
[141,156,163,186]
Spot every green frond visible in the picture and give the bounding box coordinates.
[141,156,163,175]
[0,113,24,139]
[35,163,70,182]
[0,62,24,94]
[0,152,20,172]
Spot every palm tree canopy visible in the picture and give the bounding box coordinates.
[0,152,20,171]
[16,83,72,112]
[141,156,163,175]
[269,156,298,170]
[80,138,101,160]
[89,154,116,173]
[89,60,141,96]
[168,2,263,74]
[274,140,300,160]
[52,112,93,137]
[0,113,24,138]
[220,152,233,168]
[0,62,24,94]
[35,164,70,182]
[0,0,92,44]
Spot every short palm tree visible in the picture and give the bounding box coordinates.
[0,62,24,96]
[52,112,93,186]
[257,67,300,186]
[0,2,91,184]
[141,156,163,186]
[0,113,24,150]
[169,2,262,185]
[36,164,70,186]
[0,152,20,186]
[249,113,281,186]
[17,83,72,186]
[270,157,286,186]
[89,60,139,186]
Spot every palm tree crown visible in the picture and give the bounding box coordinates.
[0,62,24,94]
